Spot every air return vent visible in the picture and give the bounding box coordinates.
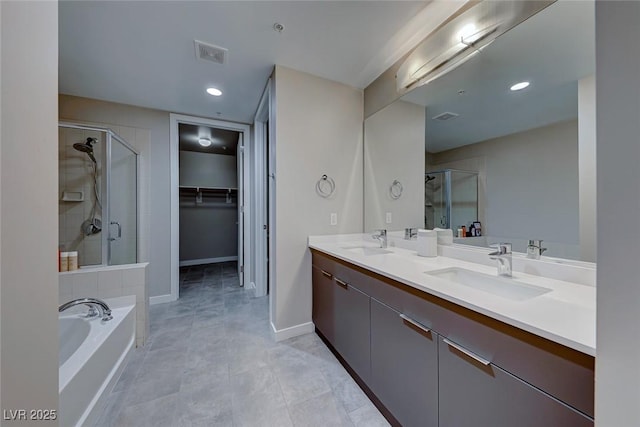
[194,40,228,64]
[432,112,459,121]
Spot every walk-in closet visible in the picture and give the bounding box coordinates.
[178,124,241,272]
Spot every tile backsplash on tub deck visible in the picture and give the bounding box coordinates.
[59,263,149,346]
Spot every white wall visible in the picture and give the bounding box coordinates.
[578,75,596,263]
[364,100,425,231]
[595,2,640,425]
[1,1,59,423]
[272,65,363,335]
[430,120,580,259]
[59,95,170,298]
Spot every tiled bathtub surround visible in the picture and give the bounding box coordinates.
[59,263,149,346]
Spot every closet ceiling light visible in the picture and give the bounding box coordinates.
[510,81,530,91]
[206,87,222,96]
[198,138,212,147]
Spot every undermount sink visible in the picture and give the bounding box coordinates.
[341,245,393,256]
[425,267,551,301]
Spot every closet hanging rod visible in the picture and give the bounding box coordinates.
[179,185,238,192]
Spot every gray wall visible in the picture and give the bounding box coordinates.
[1,1,59,423]
[59,95,171,298]
[179,151,238,262]
[364,100,425,231]
[596,2,640,425]
[273,65,363,333]
[430,120,579,257]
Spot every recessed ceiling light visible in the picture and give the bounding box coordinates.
[199,138,212,147]
[206,87,222,96]
[273,23,284,33]
[510,81,530,91]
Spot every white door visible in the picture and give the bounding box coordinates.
[237,134,244,286]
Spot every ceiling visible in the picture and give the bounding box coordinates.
[59,1,428,124]
[401,0,595,153]
[179,124,239,155]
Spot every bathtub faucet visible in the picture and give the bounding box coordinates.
[59,298,113,321]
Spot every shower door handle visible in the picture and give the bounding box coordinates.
[108,221,122,241]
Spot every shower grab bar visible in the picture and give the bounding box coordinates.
[108,221,122,241]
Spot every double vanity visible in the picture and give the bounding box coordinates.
[309,234,595,427]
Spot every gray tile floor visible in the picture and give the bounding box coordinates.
[94,262,389,427]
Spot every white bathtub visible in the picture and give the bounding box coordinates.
[59,296,136,427]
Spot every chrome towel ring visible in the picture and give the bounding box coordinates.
[390,180,403,200]
[316,174,336,198]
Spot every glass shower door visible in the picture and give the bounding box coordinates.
[108,134,138,265]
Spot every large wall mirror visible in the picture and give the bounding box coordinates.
[364,0,595,261]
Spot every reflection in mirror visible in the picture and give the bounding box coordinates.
[364,1,595,261]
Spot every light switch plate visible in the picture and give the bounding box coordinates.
[330,213,338,226]
[386,212,392,224]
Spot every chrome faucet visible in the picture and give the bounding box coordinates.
[59,298,113,321]
[526,239,547,260]
[404,228,418,240]
[372,229,388,248]
[489,243,512,277]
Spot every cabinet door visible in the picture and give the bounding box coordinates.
[312,265,335,343]
[370,299,438,427]
[438,336,593,427]
[333,275,371,383]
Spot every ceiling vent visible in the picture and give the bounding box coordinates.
[194,40,228,65]
[432,112,459,121]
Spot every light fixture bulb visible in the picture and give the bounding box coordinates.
[459,23,479,44]
[206,87,222,96]
[198,138,212,147]
[510,81,530,91]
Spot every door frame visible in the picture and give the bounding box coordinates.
[169,113,251,301]
[253,80,271,299]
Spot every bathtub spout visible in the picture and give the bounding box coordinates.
[59,298,113,321]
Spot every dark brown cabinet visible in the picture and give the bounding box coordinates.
[311,262,371,383]
[438,335,593,427]
[311,250,594,427]
[370,299,438,427]
[311,265,335,342]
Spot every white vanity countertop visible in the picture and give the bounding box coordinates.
[308,234,596,356]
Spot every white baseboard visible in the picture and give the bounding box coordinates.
[271,321,315,342]
[149,294,176,305]
[179,256,238,267]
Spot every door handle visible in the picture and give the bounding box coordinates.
[400,314,431,334]
[443,338,491,366]
[320,270,332,278]
[108,221,122,241]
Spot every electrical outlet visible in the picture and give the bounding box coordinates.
[330,213,338,226]
[386,212,392,224]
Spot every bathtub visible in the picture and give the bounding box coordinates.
[59,295,136,427]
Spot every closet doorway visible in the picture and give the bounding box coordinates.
[170,114,251,301]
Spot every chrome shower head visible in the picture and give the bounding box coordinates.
[73,138,98,163]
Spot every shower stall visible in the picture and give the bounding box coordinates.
[425,169,479,232]
[59,123,138,267]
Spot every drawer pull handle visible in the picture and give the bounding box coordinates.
[443,338,491,366]
[400,314,431,334]
[334,278,348,289]
[321,270,332,278]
